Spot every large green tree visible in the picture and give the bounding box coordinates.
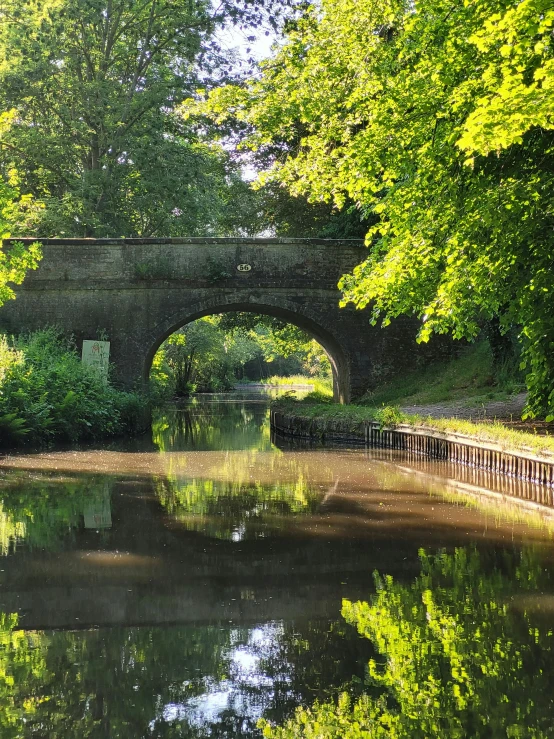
[0,0,297,238]
[191,0,554,417]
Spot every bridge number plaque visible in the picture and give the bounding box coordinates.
[237,263,252,272]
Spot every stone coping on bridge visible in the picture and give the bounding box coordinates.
[4,236,365,247]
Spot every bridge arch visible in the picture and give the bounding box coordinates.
[0,238,433,403]
[143,297,350,403]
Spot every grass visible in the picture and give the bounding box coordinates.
[358,341,524,407]
[411,416,554,456]
[239,375,333,394]
[269,338,554,456]
[272,398,554,457]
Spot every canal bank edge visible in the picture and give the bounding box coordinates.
[270,409,554,488]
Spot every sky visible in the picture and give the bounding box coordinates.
[217,21,277,66]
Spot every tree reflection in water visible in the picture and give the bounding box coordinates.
[261,547,554,738]
[0,615,372,738]
[152,400,274,453]
[155,474,323,541]
[0,473,113,553]
[152,401,334,542]
[3,398,554,736]
[1,548,553,737]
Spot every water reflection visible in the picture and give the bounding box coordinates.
[155,475,323,541]
[335,546,554,737]
[0,472,114,553]
[0,614,372,737]
[152,398,274,452]
[151,399,335,542]
[1,396,554,735]
[1,547,554,736]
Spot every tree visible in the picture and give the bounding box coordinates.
[219,312,331,377]
[152,314,332,396]
[156,317,261,395]
[0,110,41,306]
[0,0,299,238]
[457,0,554,156]
[0,234,41,308]
[191,0,554,418]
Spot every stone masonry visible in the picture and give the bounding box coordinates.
[0,238,433,402]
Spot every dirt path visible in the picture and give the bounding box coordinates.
[400,392,528,421]
[399,392,554,434]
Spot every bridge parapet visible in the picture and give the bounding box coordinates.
[4,237,365,289]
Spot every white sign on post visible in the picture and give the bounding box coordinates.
[82,340,110,383]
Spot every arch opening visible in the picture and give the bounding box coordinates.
[144,303,350,403]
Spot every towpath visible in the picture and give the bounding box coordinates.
[400,392,528,421]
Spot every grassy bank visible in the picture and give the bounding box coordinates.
[0,329,150,447]
[237,374,333,393]
[358,340,523,407]
[272,398,554,457]
[269,337,554,454]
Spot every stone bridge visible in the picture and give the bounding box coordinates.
[0,237,431,401]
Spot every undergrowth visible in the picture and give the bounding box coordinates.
[0,329,150,447]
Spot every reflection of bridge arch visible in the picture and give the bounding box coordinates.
[144,298,350,402]
[0,237,431,402]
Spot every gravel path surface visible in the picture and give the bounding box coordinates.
[400,392,528,421]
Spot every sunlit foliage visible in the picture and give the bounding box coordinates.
[0,111,42,307]
[150,314,331,398]
[191,0,554,418]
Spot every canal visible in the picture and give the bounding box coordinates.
[1,393,554,736]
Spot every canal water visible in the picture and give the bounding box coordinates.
[1,394,554,736]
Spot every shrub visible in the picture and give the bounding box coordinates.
[0,329,150,446]
[303,390,333,404]
[374,405,406,429]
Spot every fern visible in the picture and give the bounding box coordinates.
[0,413,29,443]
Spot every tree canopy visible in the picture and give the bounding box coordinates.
[0,0,303,238]
[191,0,554,417]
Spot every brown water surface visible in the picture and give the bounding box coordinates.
[1,394,554,736]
